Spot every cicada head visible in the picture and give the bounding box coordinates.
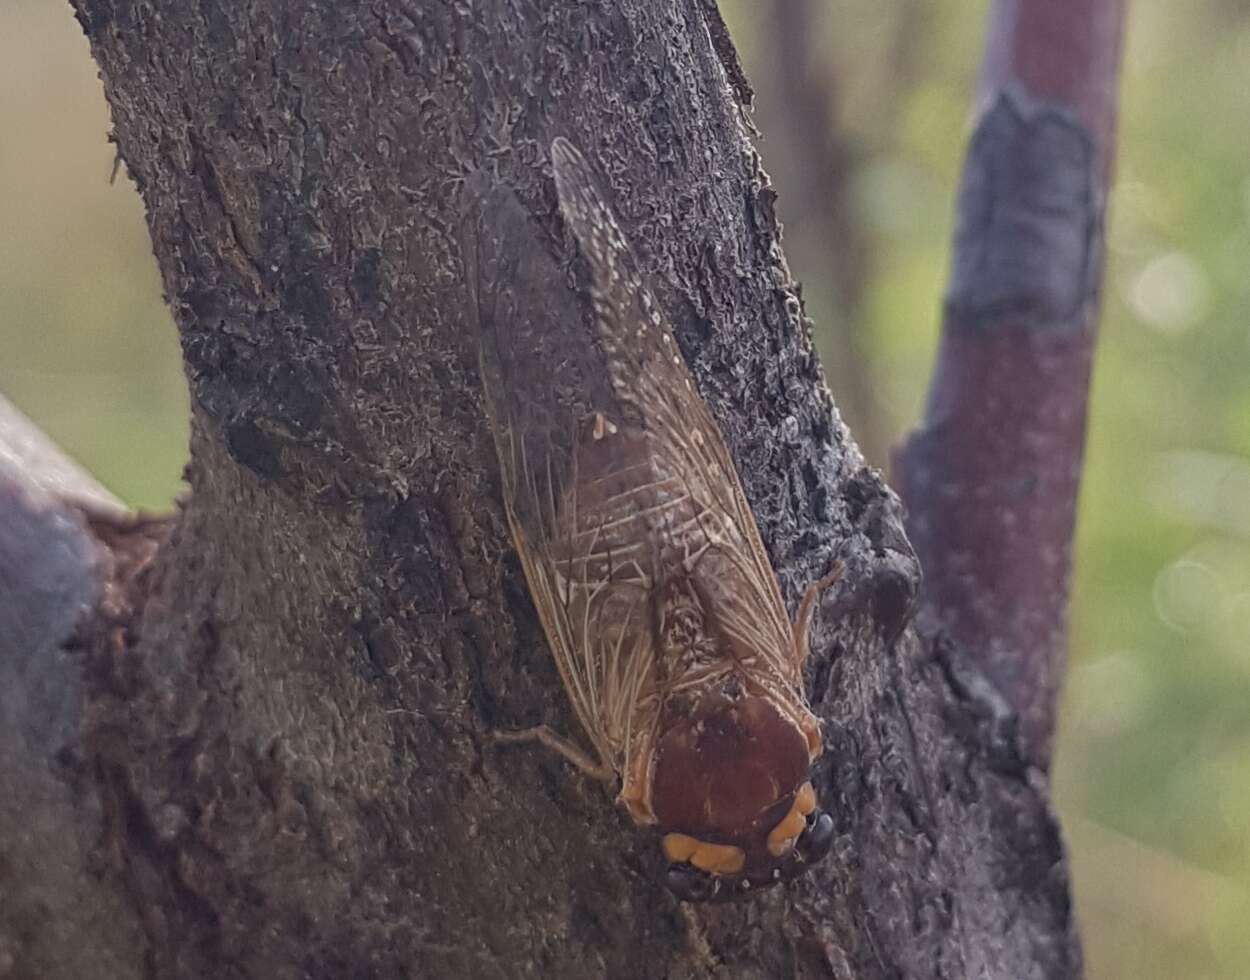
[649,692,834,901]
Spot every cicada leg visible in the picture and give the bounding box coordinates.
[492,725,616,782]
[791,561,844,672]
[617,744,659,826]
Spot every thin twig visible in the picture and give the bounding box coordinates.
[897,0,1127,767]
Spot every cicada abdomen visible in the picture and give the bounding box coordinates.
[462,141,838,901]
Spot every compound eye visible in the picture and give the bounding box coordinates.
[795,811,835,864]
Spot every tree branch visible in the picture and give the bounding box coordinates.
[898,0,1127,768]
[0,398,144,978]
[0,1,1087,975]
[0,394,126,515]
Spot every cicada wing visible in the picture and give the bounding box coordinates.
[460,173,660,776]
[460,174,571,534]
[550,140,799,691]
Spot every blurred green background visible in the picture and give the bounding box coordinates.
[2,1,1247,976]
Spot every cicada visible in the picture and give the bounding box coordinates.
[462,138,838,901]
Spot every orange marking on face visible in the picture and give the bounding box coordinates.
[690,841,745,875]
[802,718,823,759]
[766,783,819,857]
[663,833,700,863]
[663,834,746,875]
[766,810,806,857]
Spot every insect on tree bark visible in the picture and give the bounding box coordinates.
[462,139,842,902]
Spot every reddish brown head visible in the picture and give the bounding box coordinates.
[650,692,833,901]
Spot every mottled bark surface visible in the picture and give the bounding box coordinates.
[0,1,1088,977]
[761,0,882,464]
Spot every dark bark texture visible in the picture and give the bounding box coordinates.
[762,0,883,464]
[0,1,1083,977]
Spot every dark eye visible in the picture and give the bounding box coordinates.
[795,811,834,864]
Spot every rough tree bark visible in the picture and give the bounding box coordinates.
[0,0,1118,977]
[758,0,882,464]
[756,0,931,467]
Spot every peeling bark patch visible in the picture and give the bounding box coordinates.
[945,85,1100,330]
